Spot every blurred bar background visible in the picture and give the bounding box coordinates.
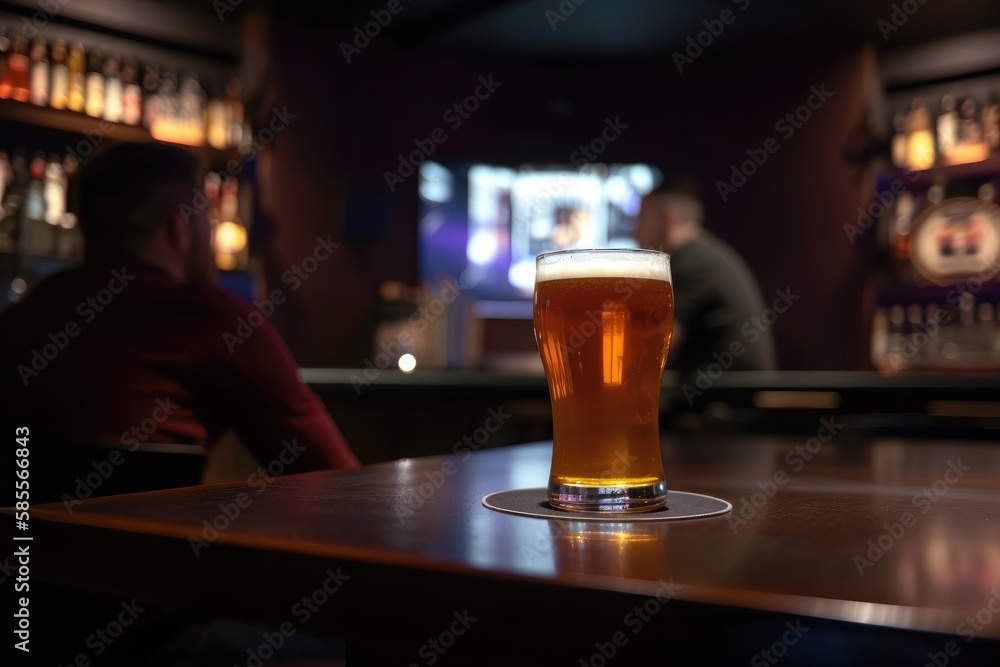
[3,0,1000,464]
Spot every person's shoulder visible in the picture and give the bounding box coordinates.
[691,229,738,257]
[670,234,720,274]
[195,281,248,308]
[196,284,294,357]
[192,282,259,318]
[689,230,755,272]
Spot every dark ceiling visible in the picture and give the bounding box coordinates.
[4,0,1000,65]
[273,0,1000,59]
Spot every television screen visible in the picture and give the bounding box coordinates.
[418,161,661,316]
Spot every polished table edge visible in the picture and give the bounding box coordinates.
[299,368,1000,390]
[6,438,999,641]
[11,502,981,641]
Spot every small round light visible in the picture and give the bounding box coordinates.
[214,221,247,254]
[11,278,27,294]
[398,353,417,373]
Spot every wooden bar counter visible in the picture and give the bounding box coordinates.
[9,432,1000,665]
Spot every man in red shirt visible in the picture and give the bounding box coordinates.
[0,142,358,501]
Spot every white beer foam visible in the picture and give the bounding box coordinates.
[535,250,671,283]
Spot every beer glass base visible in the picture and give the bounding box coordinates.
[548,481,667,513]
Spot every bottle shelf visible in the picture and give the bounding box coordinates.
[882,155,1000,186]
[0,99,243,164]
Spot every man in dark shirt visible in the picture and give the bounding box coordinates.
[636,182,777,373]
[0,143,358,499]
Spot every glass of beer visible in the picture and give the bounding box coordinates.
[534,249,673,512]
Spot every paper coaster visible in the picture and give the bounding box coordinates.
[481,488,732,522]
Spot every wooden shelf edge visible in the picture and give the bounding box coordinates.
[882,155,1000,185]
[0,99,243,164]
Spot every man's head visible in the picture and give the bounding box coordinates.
[75,142,214,283]
[636,179,704,254]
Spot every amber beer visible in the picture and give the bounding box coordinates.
[534,249,673,512]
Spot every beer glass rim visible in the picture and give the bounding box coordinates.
[535,248,670,262]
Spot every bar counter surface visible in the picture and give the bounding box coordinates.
[12,432,1000,665]
[302,367,1000,462]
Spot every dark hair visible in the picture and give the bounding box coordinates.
[647,174,703,202]
[645,175,704,225]
[74,142,200,256]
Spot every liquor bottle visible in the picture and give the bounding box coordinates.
[49,39,68,109]
[905,97,935,170]
[55,153,81,259]
[6,149,27,215]
[204,171,222,220]
[955,292,976,359]
[0,26,11,83]
[0,151,13,252]
[84,49,104,117]
[0,35,31,101]
[120,56,142,125]
[892,191,915,261]
[982,94,999,155]
[977,302,995,359]
[906,304,925,366]
[225,77,244,147]
[214,175,246,270]
[959,97,984,143]
[219,175,239,224]
[55,212,82,260]
[103,54,122,122]
[21,153,51,256]
[0,151,8,211]
[206,81,228,149]
[936,95,957,161]
[29,37,48,106]
[148,71,179,137]
[891,112,907,168]
[142,65,160,129]
[944,97,988,165]
[44,155,67,257]
[178,73,206,145]
[870,307,888,370]
[43,154,67,227]
[888,304,906,365]
[925,304,945,360]
[66,42,86,112]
